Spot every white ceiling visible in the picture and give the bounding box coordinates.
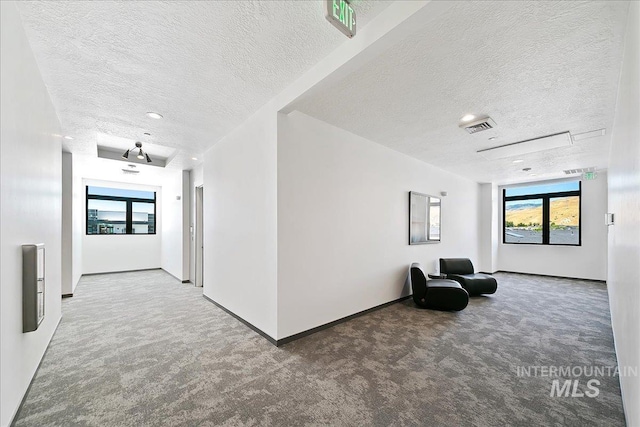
[16,1,631,183]
[293,1,630,184]
[16,0,391,169]
[75,154,174,187]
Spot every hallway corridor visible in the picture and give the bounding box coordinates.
[13,270,625,426]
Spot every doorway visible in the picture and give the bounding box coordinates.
[195,185,204,288]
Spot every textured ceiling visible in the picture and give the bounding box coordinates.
[293,1,630,184]
[16,0,391,169]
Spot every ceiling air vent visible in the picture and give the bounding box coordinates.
[478,131,572,160]
[122,164,140,175]
[563,166,596,175]
[571,129,606,142]
[459,116,497,134]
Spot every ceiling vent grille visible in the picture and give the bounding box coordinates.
[572,128,606,142]
[460,117,497,134]
[563,166,596,175]
[122,164,140,175]
[477,131,572,160]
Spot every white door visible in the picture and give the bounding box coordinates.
[195,186,204,288]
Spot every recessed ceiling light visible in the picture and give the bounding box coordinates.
[460,114,476,122]
[146,112,163,119]
[488,137,497,141]
[143,132,151,136]
[513,159,524,163]
[63,135,73,140]
[191,157,198,160]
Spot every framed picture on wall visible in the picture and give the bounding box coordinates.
[409,191,441,244]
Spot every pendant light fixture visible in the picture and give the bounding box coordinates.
[122,141,152,163]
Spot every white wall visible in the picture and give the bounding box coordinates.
[478,183,499,274]
[497,175,609,281]
[276,111,481,339]
[74,157,189,279]
[160,169,186,280]
[193,0,443,340]
[81,178,162,274]
[181,170,190,281]
[72,158,83,289]
[61,152,73,295]
[607,3,640,425]
[203,108,278,339]
[189,164,204,283]
[61,152,82,294]
[0,2,63,425]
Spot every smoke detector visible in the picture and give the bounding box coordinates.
[459,116,497,134]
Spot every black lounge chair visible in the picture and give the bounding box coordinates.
[409,263,469,311]
[439,258,497,296]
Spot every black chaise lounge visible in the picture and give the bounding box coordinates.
[409,263,469,311]
[439,258,497,296]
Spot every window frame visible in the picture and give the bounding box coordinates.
[502,181,581,246]
[86,186,157,235]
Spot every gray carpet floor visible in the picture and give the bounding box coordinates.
[14,270,625,426]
